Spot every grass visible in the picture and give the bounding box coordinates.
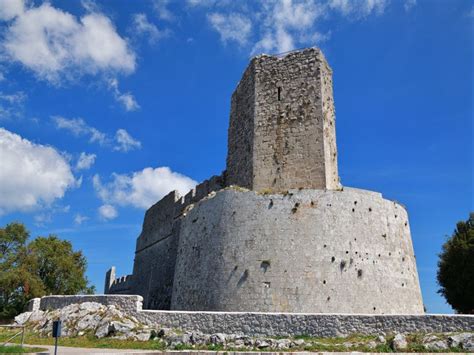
[0,328,471,353]
[0,345,47,353]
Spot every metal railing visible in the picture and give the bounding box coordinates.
[0,324,25,348]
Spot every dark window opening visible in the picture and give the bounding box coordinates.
[277,87,282,101]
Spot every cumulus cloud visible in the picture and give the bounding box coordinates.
[76,152,96,170]
[114,129,141,152]
[93,167,197,210]
[132,13,168,44]
[1,1,135,83]
[108,78,140,112]
[52,116,141,152]
[98,204,118,220]
[208,12,252,46]
[0,128,76,215]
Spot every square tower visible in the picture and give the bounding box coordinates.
[226,48,340,191]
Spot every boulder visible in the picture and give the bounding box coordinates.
[392,333,408,351]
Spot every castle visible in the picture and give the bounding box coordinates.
[105,48,424,314]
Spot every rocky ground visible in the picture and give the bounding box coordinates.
[14,302,474,352]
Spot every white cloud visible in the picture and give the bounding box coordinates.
[74,213,89,225]
[1,1,135,83]
[93,167,197,210]
[114,129,141,152]
[252,0,326,54]
[404,0,416,12]
[0,0,24,21]
[52,116,108,145]
[52,116,141,153]
[76,152,96,170]
[98,204,118,220]
[108,78,140,111]
[132,13,168,44]
[329,0,388,17]
[207,12,252,46]
[153,0,174,21]
[0,128,76,215]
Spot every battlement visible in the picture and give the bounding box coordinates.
[226,47,340,192]
[136,174,225,253]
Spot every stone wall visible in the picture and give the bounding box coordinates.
[108,175,226,309]
[27,295,474,338]
[171,188,423,314]
[226,48,340,191]
[226,61,255,188]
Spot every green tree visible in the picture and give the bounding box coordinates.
[437,214,474,314]
[0,223,95,320]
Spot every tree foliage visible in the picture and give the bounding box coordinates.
[0,222,95,319]
[437,214,474,314]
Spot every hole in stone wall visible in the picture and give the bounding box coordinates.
[323,280,326,284]
[345,251,349,254]
[382,234,387,238]
[352,208,355,212]
[389,252,392,256]
[260,260,271,272]
[402,257,405,262]
[311,201,315,207]
[263,282,271,288]
[278,86,282,101]
[323,244,327,248]
[368,207,372,212]
[327,296,331,301]
[292,202,300,213]
[405,222,408,226]
[357,269,363,278]
[268,200,274,209]
[354,201,357,205]
[350,258,354,265]
[340,260,346,271]
[401,283,405,287]
[237,270,249,287]
[373,307,376,311]
[395,214,398,218]
[192,218,198,223]
[331,256,335,262]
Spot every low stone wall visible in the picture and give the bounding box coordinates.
[28,295,143,314]
[26,295,474,338]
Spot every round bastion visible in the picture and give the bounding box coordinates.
[171,187,424,314]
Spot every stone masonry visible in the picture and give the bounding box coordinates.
[105,47,424,315]
[226,48,340,191]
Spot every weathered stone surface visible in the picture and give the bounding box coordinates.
[392,333,408,350]
[103,48,426,317]
[226,48,340,191]
[171,188,423,314]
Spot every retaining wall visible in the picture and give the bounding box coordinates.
[27,295,474,337]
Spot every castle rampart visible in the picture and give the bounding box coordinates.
[105,47,424,315]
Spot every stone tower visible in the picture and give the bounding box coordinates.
[226,48,340,191]
[105,48,424,315]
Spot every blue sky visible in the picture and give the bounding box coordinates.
[0,0,472,314]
